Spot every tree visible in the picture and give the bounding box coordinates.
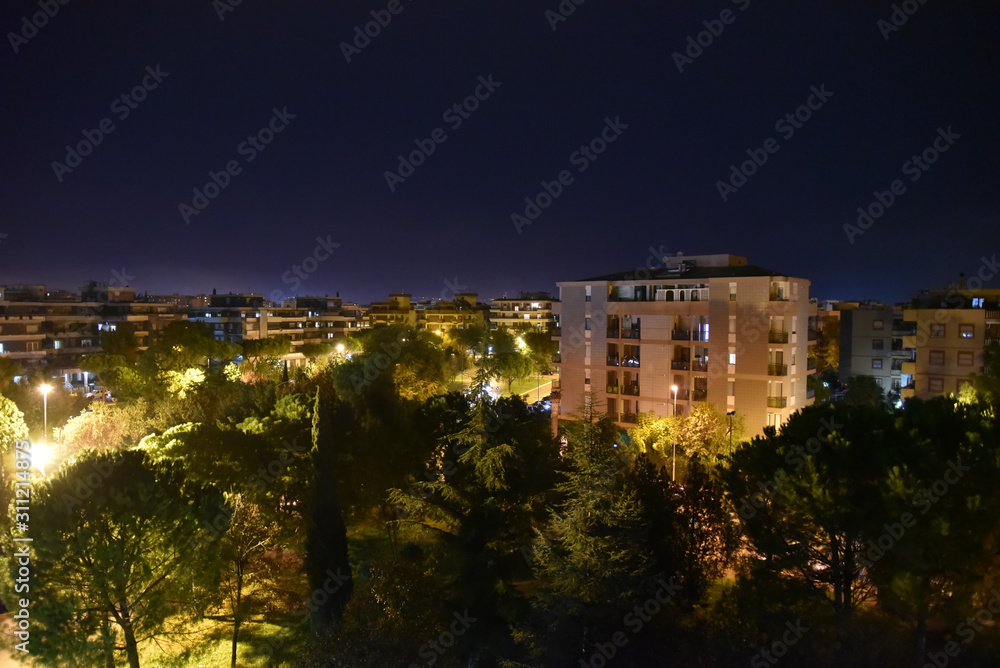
[55,400,154,459]
[483,329,533,394]
[304,390,353,633]
[521,329,559,376]
[0,393,28,525]
[843,374,886,408]
[0,357,22,391]
[222,493,274,668]
[100,322,139,365]
[815,317,840,376]
[4,449,225,667]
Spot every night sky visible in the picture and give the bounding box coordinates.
[2,1,998,305]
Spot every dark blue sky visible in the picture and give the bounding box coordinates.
[2,1,998,304]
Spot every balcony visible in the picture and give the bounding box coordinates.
[692,389,707,402]
[552,353,561,363]
[607,356,619,367]
[607,327,619,339]
[768,330,789,344]
[671,330,691,341]
[692,361,708,372]
[672,388,690,401]
[551,327,561,338]
[807,329,818,341]
[620,413,639,424]
[692,331,709,342]
[769,291,789,302]
[606,385,619,394]
[622,357,640,368]
[621,328,641,340]
[623,384,640,396]
[767,396,788,408]
[768,363,788,376]
[806,358,817,370]
[807,388,815,399]
[670,360,690,371]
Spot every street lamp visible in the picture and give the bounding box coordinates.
[38,384,52,444]
[671,384,678,483]
[727,410,736,457]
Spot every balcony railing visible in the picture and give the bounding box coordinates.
[692,389,707,402]
[621,328,641,339]
[768,331,789,344]
[806,388,815,399]
[551,327,561,337]
[767,396,788,408]
[622,357,640,368]
[768,363,788,376]
[620,413,638,424]
[769,291,789,302]
[623,384,640,396]
[552,353,561,363]
[807,329,818,341]
[692,361,708,372]
[606,385,619,394]
[607,356,619,367]
[607,327,619,339]
[692,331,709,342]
[670,360,690,371]
[672,388,690,401]
[671,330,691,341]
[806,358,817,370]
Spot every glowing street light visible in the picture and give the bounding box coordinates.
[671,384,678,483]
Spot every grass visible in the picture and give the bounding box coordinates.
[446,371,558,400]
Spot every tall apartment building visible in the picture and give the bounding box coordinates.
[369,293,485,332]
[490,292,557,331]
[0,283,186,385]
[901,282,1000,400]
[553,254,818,438]
[839,304,915,398]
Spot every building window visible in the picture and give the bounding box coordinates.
[585,317,591,331]
[929,377,944,392]
[875,377,883,387]
[873,320,884,330]
[585,285,592,302]
[958,351,974,366]
[872,339,884,350]
[930,324,945,338]
[728,380,735,396]
[973,297,984,308]
[728,353,736,365]
[929,350,945,365]
[872,359,883,369]
[960,324,974,339]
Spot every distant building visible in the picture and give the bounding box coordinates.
[553,253,819,438]
[490,292,557,331]
[369,293,486,332]
[839,304,915,397]
[901,277,1000,400]
[0,283,186,384]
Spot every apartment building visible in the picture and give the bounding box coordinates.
[0,283,186,384]
[839,304,915,398]
[188,293,367,366]
[901,283,1000,400]
[369,293,485,332]
[490,292,557,331]
[553,254,818,438]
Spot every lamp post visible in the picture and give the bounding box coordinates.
[671,384,678,483]
[39,384,52,444]
[727,410,736,457]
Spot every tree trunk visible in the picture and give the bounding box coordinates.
[118,599,142,668]
[231,567,243,668]
[101,614,116,668]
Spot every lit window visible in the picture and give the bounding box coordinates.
[54,340,62,350]
[973,298,984,308]
[872,359,882,369]
[728,353,736,364]
[960,324,974,339]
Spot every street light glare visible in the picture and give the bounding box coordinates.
[39,383,52,395]
[32,442,53,474]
